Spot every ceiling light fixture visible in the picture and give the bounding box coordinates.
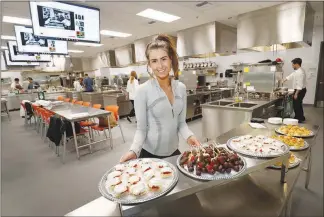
[68,49,84,53]
[136,8,180,23]
[100,30,132,37]
[1,35,16,40]
[1,46,8,50]
[74,42,103,47]
[3,16,32,25]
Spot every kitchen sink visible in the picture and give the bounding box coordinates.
[209,101,233,106]
[228,102,258,108]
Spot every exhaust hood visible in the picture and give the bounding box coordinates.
[176,21,237,58]
[237,2,315,52]
[114,44,135,67]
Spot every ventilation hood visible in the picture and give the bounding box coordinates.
[237,2,315,52]
[114,44,135,67]
[176,21,237,58]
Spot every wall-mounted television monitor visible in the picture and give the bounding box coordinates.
[7,41,51,62]
[3,50,40,66]
[30,1,100,43]
[15,25,68,55]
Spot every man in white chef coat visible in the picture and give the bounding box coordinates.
[283,58,307,123]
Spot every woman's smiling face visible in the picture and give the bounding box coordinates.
[148,48,172,80]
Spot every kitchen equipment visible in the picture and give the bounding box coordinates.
[283,118,298,125]
[268,117,283,125]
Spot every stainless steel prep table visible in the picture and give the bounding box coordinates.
[47,103,113,163]
[65,123,319,217]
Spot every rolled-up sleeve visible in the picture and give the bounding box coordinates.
[129,85,147,157]
[286,73,294,81]
[178,84,194,140]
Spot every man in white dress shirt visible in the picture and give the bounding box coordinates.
[283,58,307,123]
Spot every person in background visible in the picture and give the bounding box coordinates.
[11,78,23,91]
[83,74,94,92]
[27,77,40,89]
[120,34,200,162]
[73,78,83,91]
[283,58,307,123]
[126,71,139,123]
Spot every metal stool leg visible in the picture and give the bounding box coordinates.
[119,124,125,143]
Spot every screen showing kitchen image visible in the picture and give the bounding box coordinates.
[37,5,75,30]
[30,1,100,43]
[7,41,51,62]
[20,32,48,46]
[3,50,40,66]
[14,25,68,55]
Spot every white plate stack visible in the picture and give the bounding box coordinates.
[268,117,283,125]
[283,118,299,125]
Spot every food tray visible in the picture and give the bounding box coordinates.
[268,155,301,169]
[176,145,247,181]
[98,158,179,205]
[289,140,310,151]
[226,136,290,158]
[275,128,314,138]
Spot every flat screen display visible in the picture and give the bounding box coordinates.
[3,50,40,66]
[7,41,51,62]
[30,1,100,43]
[15,25,68,55]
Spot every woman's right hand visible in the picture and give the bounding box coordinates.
[120,151,137,163]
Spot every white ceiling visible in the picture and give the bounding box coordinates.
[1,1,323,58]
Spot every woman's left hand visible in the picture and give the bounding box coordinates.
[187,135,201,147]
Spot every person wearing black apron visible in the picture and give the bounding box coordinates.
[283,58,307,123]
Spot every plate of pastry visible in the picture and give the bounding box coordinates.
[98,158,178,204]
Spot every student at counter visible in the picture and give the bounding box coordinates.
[27,77,40,89]
[83,74,94,92]
[73,78,83,91]
[11,78,23,91]
[126,71,139,123]
[120,34,200,162]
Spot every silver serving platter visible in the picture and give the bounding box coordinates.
[275,128,315,138]
[268,155,301,169]
[98,158,179,205]
[176,146,247,181]
[227,136,290,158]
[289,140,310,151]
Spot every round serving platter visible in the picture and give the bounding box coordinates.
[226,136,290,158]
[275,128,315,138]
[98,158,179,205]
[176,146,247,181]
[288,140,310,151]
[268,155,301,169]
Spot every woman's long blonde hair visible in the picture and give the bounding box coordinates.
[130,71,137,84]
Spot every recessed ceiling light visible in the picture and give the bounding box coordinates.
[1,46,8,50]
[74,42,103,47]
[68,49,84,53]
[3,16,32,25]
[100,30,132,38]
[1,35,16,40]
[136,8,180,23]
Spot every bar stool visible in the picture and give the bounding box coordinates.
[71,99,77,104]
[64,98,71,102]
[93,104,102,109]
[91,105,125,143]
[75,101,83,105]
[82,102,91,107]
[57,96,64,101]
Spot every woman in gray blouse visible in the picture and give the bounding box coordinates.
[120,34,200,162]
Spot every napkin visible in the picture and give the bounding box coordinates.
[249,122,266,129]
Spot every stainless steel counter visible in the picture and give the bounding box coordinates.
[202,97,283,140]
[65,123,319,217]
[81,92,104,108]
